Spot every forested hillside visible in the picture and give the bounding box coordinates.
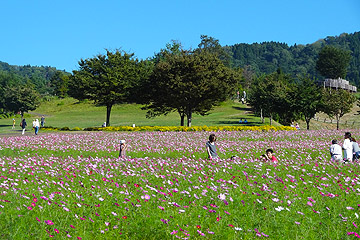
[225,31,360,86]
[0,61,62,94]
[0,31,359,96]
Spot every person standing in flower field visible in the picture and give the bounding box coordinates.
[329,139,342,162]
[206,133,218,160]
[119,140,127,158]
[12,118,16,129]
[343,132,353,162]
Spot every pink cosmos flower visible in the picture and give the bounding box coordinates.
[45,220,54,225]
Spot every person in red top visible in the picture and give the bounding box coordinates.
[261,148,278,163]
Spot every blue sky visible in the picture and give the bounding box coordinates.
[1,0,359,72]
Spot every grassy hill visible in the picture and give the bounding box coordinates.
[0,97,275,134]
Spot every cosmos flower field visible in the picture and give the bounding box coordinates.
[0,130,360,239]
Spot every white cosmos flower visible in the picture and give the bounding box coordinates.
[275,206,284,212]
[218,193,226,200]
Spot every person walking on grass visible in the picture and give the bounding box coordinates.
[21,119,27,135]
[34,119,40,135]
[119,140,127,158]
[206,133,218,160]
[41,116,45,127]
[343,132,353,162]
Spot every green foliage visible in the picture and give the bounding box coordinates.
[294,75,323,130]
[0,61,62,94]
[248,70,298,125]
[3,84,40,116]
[50,71,70,98]
[226,31,360,86]
[320,88,357,130]
[69,49,149,126]
[195,35,231,66]
[142,49,241,126]
[315,45,351,79]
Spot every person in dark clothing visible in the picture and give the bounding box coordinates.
[21,119,27,135]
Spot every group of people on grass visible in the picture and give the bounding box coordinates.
[18,116,46,135]
[330,132,360,163]
[205,133,278,163]
[118,134,278,162]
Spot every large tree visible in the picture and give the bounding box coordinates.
[143,49,240,127]
[69,49,148,126]
[3,84,40,117]
[295,75,323,130]
[316,45,351,79]
[248,70,297,125]
[321,88,357,130]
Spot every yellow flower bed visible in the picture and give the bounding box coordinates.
[84,125,296,132]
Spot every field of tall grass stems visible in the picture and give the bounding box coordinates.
[0,129,360,239]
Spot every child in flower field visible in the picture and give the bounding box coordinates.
[329,139,342,162]
[119,140,127,158]
[261,148,278,163]
[206,133,218,160]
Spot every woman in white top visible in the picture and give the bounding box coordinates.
[343,132,353,162]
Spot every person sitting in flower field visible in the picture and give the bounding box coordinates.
[119,140,127,158]
[351,137,360,161]
[329,139,342,162]
[343,132,353,162]
[206,133,218,160]
[261,148,278,163]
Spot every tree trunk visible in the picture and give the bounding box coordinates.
[336,115,340,130]
[187,111,192,127]
[178,110,185,126]
[260,108,264,123]
[305,118,310,130]
[106,104,112,126]
[180,115,185,126]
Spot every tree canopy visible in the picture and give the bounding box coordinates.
[320,88,357,130]
[248,70,298,126]
[315,45,351,79]
[69,49,149,126]
[294,75,323,130]
[142,49,240,126]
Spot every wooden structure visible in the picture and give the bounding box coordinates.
[321,78,357,92]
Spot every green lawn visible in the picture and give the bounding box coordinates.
[0,97,275,134]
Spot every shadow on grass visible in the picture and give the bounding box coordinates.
[232,106,251,111]
[217,121,263,126]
